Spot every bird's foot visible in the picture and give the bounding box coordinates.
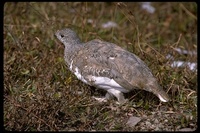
[92,96,108,102]
[115,98,128,105]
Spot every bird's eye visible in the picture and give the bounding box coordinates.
[61,34,64,38]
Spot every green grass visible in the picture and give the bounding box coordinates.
[4,2,197,131]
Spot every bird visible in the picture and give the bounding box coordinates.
[55,28,170,104]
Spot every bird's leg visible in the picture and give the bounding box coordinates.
[92,92,113,102]
[105,92,114,99]
[92,89,128,104]
[107,89,127,104]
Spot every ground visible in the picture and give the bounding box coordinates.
[3,2,197,131]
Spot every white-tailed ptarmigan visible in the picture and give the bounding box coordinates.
[55,28,170,104]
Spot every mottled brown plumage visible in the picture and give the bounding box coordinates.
[55,28,170,103]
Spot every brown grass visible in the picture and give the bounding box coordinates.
[4,2,197,131]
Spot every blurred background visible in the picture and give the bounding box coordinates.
[4,2,197,131]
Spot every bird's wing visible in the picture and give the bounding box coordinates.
[72,39,154,91]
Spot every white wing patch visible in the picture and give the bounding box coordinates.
[69,60,73,70]
[90,76,129,93]
[70,60,88,84]
[157,94,167,102]
[69,59,127,93]
[74,67,88,84]
[109,57,115,60]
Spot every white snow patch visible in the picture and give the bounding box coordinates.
[166,51,197,72]
[166,54,174,60]
[171,61,197,71]
[87,19,93,24]
[174,48,197,55]
[141,2,155,14]
[101,21,118,29]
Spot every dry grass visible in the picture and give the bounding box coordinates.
[4,2,197,131]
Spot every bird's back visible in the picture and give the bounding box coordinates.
[55,28,170,102]
[71,39,169,100]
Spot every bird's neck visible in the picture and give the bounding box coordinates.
[64,43,83,66]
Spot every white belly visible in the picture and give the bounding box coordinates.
[90,76,129,93]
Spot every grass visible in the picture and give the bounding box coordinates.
[4,2,197,131]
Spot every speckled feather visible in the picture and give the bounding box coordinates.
[55,28,170,103]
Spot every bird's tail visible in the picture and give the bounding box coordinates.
[149,83,170,102]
